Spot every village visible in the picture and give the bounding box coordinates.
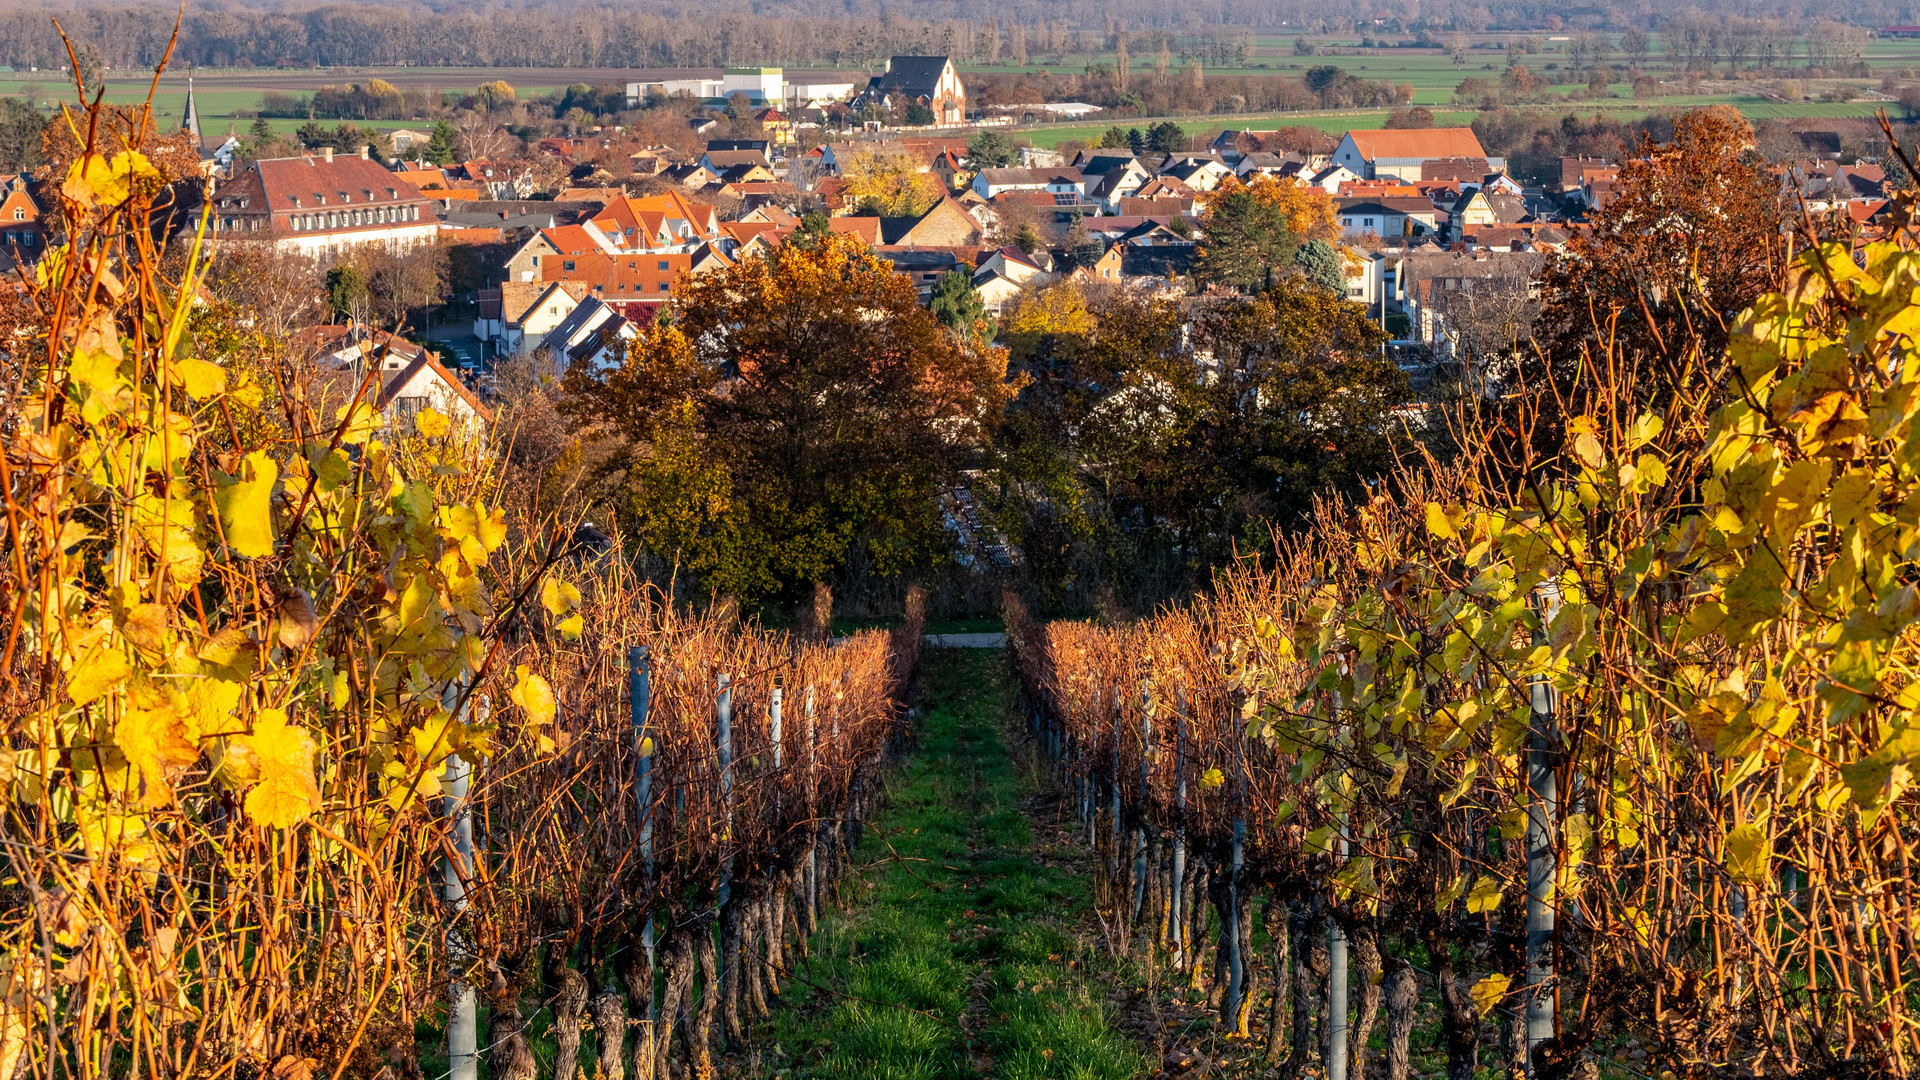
[1,51,1891,434]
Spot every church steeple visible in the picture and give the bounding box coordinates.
[182,69,201,140]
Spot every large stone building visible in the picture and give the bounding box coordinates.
[204,148,439,255]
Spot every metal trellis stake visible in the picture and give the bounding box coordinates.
[441,680,482,1080]
[630,646,656,1021]
[1526,584,1563,1076]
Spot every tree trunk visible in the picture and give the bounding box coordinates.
[653,934,694,1080]
[1436,953,1482,1080]
[721,897,745,1045]
[693,920,720,1077]
[1499,1004,1527,1078]
[1306,913,1331,1068]
[1263,900,1291,1066]
[1348,924,1382,1078]
[592,987,628,1080]
[486,970,537,1080]
[1283,905,1318,1080]
[1232,886,1257,1038]
[1384,963,1419,1080]
[550,962,590,1080]
[624,935,655,1080]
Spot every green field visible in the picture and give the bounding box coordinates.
[0,31,1910,153]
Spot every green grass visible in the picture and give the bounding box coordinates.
[755,648,1142,1080]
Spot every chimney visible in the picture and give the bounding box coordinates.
[322,146,333,163]
[360,146,369,160]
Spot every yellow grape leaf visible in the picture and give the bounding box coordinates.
[178,676,244,734]
[1198,767,1225,791]
[237,709,321,830]
[64,149,159,209]
[1567,416,1604,468]
[1424,502,1457,540]
[541,576,582,617]
[176,357,228,399]
[1495,809,1526,840]
[1465,875,1503,914]
[115,707,199,806]
[334,402,381,446]
[1435,871,1467,912]
[557,613,584,641]
[214,451,279,559]
[120,603,170,653]
[69,650,131,705]
[1724,823,1771,885]
[475,506,508,553]
[70,349,124,394]
[1467,973,1511,1016]
[638,736,655,758]
[509,665,557,726]
[414,408,450,438]
[230,372,266,410]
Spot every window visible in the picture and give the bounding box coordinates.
[10,209,22,221]
[564,260,576,272]
[1363,218,1375,228]
[658,282,669,292]
[658,260,669,270]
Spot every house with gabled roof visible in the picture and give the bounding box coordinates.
[858,56,966,125]
[971,167,1085,202]
[541,296,643,375]
[298,324,491,431]
[1334,128,1493,182]
[203,148,439,255]
[0,174,46,268]
[476,279,593,356]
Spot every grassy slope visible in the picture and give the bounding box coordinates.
[756,648,1141,1080]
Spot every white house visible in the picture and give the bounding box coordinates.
[971,167,1085,201]
[474,280,590,356]
[298,325,491,432]
[1332,128,1490,182]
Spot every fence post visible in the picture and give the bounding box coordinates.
[630,647,656,1028]
[1328,820,1349,1080]
[806,684,818,922]
[1526,584,1562,1076]
[442,681,480,1080]
[1171,696,1187,964]
[1133,680,1151,923]
[1111,690,1123,891]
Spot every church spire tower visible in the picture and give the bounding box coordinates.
[182,69,201,140]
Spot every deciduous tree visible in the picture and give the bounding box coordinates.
[567,232,1012,599]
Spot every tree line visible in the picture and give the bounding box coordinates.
[0,1,1909,73]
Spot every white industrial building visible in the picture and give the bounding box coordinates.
[626,68,853,109]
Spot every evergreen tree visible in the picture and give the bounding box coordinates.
[1099,126,1129,149]
[1126,127,1145,154]
[1146,120,1186,154]
[1192,189,1296,293]
[1293,238,1346,293]
[424,120,456,165]
[929,267,985,333]
[967,129,1020,168]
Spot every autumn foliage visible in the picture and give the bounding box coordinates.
[1012,225,1920,1073]
[0,87,914,1078]
[568,230,1012,599]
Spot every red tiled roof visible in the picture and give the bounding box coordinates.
[1344,128,1487,162]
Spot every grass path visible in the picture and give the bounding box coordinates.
[751,648,1143,1080]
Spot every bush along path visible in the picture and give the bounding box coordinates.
[746,647,1145,1080]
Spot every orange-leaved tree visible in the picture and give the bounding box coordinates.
[568,230,1013,599]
